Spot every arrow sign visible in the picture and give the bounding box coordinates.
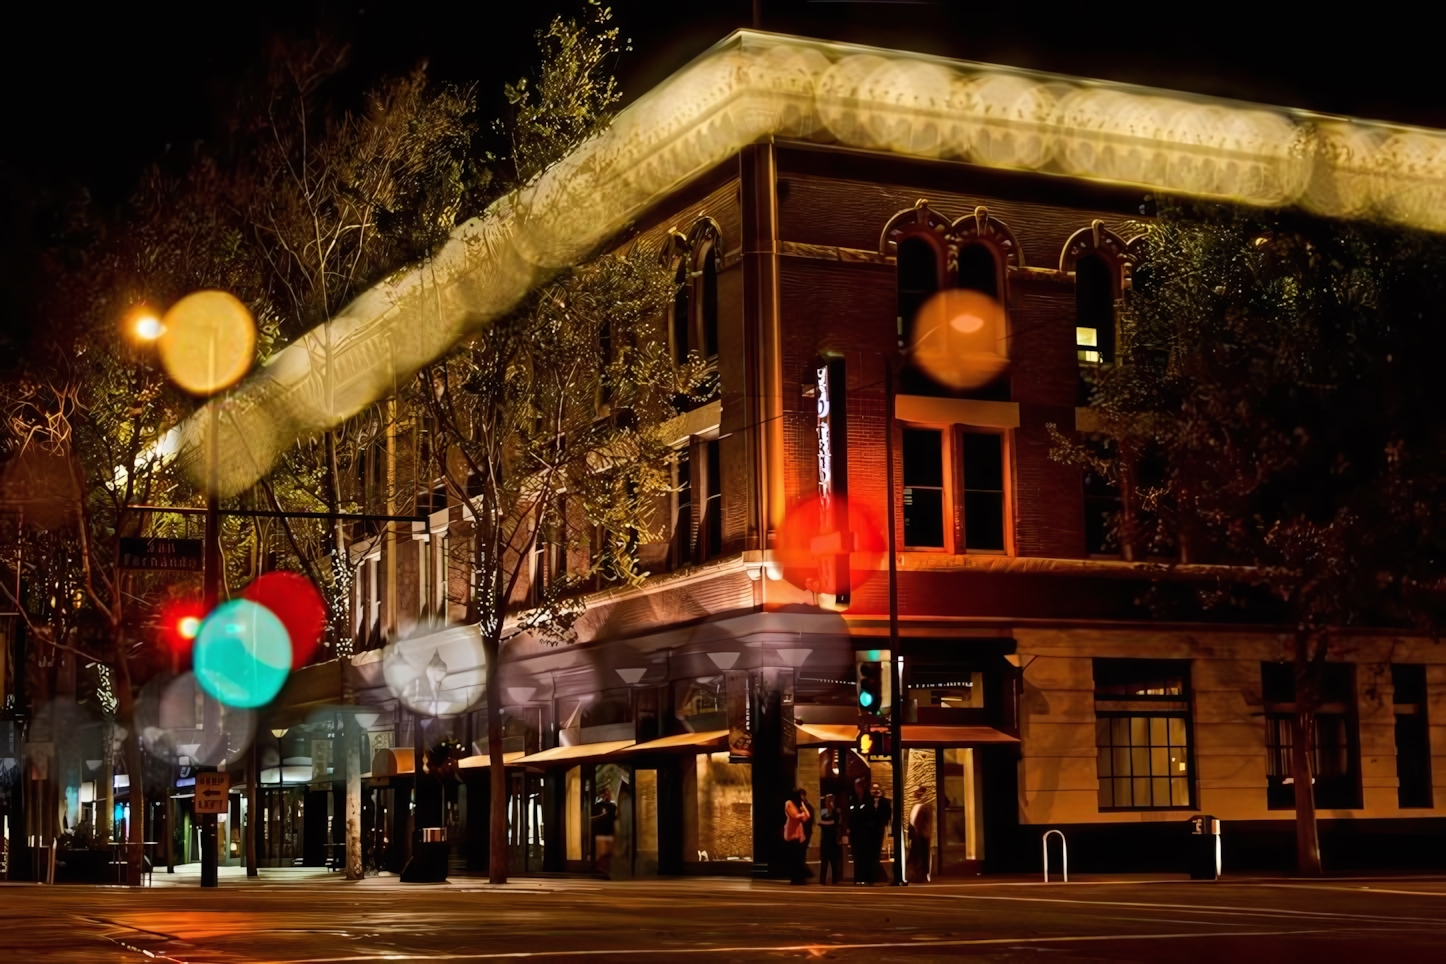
[193,771,231,814]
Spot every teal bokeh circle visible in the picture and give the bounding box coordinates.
[194,599,292,708]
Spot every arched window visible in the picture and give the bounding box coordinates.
[1075,253,1114,364]
[956,243,999,298]
[897,234,943,347]
[671,259,690,364]
[700,245,719,359]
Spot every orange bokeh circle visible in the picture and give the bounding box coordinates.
[909,288,1009,390]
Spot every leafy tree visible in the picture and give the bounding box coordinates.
[420,2,703,884]
[1052,205,1446,873]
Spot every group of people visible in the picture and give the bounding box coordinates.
[784,782,934,885]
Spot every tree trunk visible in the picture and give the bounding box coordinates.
[1116,442,1141,562]
[98,723,114,846]
[1289,708,1322,875]
[346,715,363,879]
[484,630,508,884]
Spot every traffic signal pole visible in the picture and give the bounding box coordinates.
[882,361,906,886]
[201,402,220,889]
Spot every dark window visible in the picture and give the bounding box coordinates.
[902,428,944,548]
[701,252,719,358]
[1094,659,1187,698]
[1262,662,1361,810]
[1075,254,1115,364]
[671,446,693,569]
[1083,466,1121,554]
[703,439,722,560]
[962,432,1005,551]
[1394,664,1433,808]
[957,243,998,298]
[672,261,691,364]
[897,235,941,348]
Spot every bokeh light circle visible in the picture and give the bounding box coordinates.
[136,672,256,767]
[909,288,1010,390]
[241,571,327,668]
[775,494,886,596]
[159,290,257,395]
[194,599,292,709]
[382,625,486,718]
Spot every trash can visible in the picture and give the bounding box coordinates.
[1187,815,1221,880]
[402,828,449,883]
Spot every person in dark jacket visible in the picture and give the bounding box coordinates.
[852,781,892,884]
[817,793,844,884]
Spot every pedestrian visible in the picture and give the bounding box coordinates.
[817,793,844,885]
[852,781,892,884]
[907,784,933,883]
[784,788,811,884]
[799,787,816,878]
[591,786,617,878]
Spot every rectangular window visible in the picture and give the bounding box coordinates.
[961,432,1005,551]
[1394,664,1433,809]
[1094,659,1193,811]
[1083,466,1121,555]
[1261,662,1361,810]
[902,428,945,548]
[671,446,693,569]
[1096,715,1192,809]
[703,439,723,560]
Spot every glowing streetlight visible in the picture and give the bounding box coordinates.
[134,315,165,341]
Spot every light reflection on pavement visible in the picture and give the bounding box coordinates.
[4,871,1446,963]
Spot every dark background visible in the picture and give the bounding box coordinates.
[2,0,1439,350]
[5,0,1442,202]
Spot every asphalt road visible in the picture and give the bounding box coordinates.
[3,868,1444,963]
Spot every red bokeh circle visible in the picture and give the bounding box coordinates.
[241,571,326,669]
[775,494,886,596]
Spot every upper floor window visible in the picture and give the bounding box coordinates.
[902,427,945,549]
[956,243,999,299]
[700,245,719,359]
[897,234,944,349]
[1075,254,1114,364]
[671,259,691,365]
[961,432,1006,551]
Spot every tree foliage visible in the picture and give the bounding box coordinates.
[1051,203,1446,871]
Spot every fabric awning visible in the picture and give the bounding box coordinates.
[513,739,635,768]
[370,747,416,776]
[901,725,1019,745]
[626,730,728,754]
[796,723,859,746]
[458,751,528,769]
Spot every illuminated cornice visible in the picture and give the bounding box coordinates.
[184,30,1446,492]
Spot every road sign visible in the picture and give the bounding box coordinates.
[119,537,203,572]
[193,771,230,814]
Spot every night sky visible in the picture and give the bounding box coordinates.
[3,0,1441,345]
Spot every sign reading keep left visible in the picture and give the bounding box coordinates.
[194,771,230,814]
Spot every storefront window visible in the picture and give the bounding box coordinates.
[695,752,750,862]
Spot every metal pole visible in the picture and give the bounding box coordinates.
[882,360,905,886]
[201,401,220,889]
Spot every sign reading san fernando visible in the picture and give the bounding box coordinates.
[119,537,203,572]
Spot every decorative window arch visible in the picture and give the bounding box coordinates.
[951,205,1023,300]
[1060,220,1137,364]
[684,218,724,360]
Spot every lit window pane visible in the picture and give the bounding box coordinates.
[1152,777,1169,806]
[1112,717,1129,746]
[1076,326,1098,347]
[1115,778,1131,807]
[1132,747,1150,776]
[1098,747,1112,778]
[1098,776,1113,809]
[1168,717,1186,746]
[1150,717,1167,747]
[1133,777,1150,804]
[1130,717,1148,746]
[1151,747,1168,776]
[1171,777,1190,806]
[1113,746,1130,777]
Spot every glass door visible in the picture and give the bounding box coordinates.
[937,748,980,876]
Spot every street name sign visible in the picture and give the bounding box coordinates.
[119,537,203,572]
[193,771,230,814]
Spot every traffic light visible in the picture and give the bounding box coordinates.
[857,660,883,714]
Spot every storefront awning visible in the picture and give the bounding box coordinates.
[513,739,635,768]
[901,725,1019,746]
[370,747,416,776]
[627,730,728,754]
[458,751,528,769]
[796,723,858,746]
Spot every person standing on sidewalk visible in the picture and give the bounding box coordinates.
[852,782,892,884]
[907,785,934,883]
[817,793,844,884]
[784,789,812,884]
